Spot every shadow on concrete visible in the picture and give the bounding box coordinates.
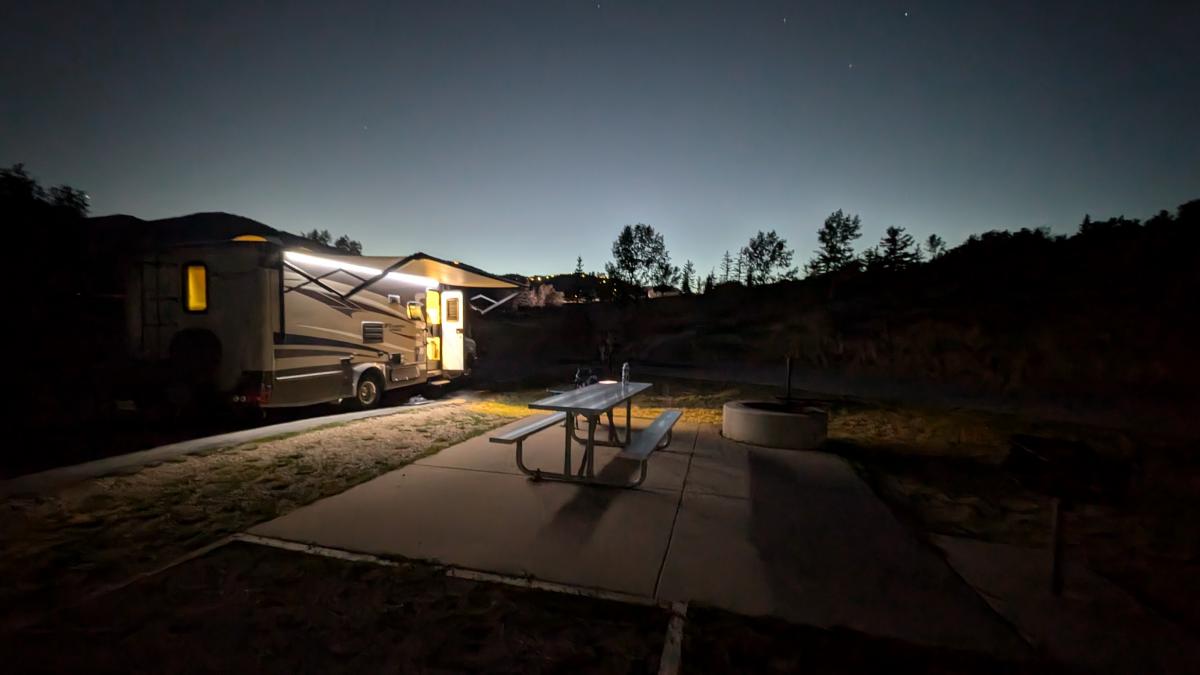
[537,457,646,546]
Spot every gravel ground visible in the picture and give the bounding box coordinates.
[0,399,522,630]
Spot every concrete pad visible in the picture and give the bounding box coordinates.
[661,435,1029,658]
[249,418,1025,657]
[685,426,866,500]
[416,419,698,494]
[933,535,1200,673]
[250,463,680,597]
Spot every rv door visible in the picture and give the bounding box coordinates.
[440,289,465,371]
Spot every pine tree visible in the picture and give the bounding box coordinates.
[719,250,733,282]
[680,260,695,294]
[876,226,920,271]
[805,209,862,276]
[574,256,584,274]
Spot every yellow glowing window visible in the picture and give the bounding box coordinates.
[426,336,441,360]
[184,264,208,313]
[425,290,441,325]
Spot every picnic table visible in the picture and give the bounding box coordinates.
[489,381,681,488]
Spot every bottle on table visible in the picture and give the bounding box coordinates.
[621,362,630,386]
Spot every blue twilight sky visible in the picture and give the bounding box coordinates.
[2,1,1197,276]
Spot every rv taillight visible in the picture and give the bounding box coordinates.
[232,381,272,406]
[252,382,273,405]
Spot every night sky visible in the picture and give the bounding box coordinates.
[3,1,1197,275]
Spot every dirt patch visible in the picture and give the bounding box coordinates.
[0,400,522,630]
[3,541,667,674]
[683,606,1057,674]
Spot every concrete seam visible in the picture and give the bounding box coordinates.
[652,424,700,600]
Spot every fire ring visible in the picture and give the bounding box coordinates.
[721,400,828,450]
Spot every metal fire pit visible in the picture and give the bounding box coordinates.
[722,400,828,450]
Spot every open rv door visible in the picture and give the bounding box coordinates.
[440,290,465,370]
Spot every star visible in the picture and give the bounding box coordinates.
[783,17,787,24]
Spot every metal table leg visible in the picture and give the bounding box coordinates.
[563,412,573,476]
[586,414,598,478]
[625,399,632,444]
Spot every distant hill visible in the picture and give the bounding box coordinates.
[88,211,341,253]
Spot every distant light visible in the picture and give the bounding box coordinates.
[232,234,268,242]
[284,251,436,289]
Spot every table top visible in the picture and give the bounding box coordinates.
[529,381,651,415]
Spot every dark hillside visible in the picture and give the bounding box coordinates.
[474,200,1200,432]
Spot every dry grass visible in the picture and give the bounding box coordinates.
[0,400,521,630]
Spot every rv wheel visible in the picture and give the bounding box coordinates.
[353,372,383,409]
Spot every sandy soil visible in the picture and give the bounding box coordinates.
[0,399,522,630]
[3,542,667,674]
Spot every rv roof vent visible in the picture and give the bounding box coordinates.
[362,322,384,344]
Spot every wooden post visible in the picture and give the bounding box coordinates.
[785,356,793,402]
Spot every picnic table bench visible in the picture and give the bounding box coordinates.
[489,381,681,488]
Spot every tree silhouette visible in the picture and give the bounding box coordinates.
[1,164,89,218]
[873,226,920,271]
[1,163,47,204]
[740,230,797,285]
[680,260,696,294]
[333,234,363,255]
[806,209,862,276]
[605,223,673,287]
[719,250,733,282]
[733,249,746,285]
[654,260,680,287]
[574,256,585,274]
[703,271,715,293]
[301,228,361,254]
[925,233,946,259]
[49,185,89,216]
[303,229,332,245]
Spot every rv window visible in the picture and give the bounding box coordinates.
[406,302,423,321]
[184,264,207,313]
[446,297,460,322]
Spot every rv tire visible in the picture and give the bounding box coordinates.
[353,371,384,409]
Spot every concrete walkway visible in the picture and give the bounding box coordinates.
[250,416,1028,657]
[1,400,454,498]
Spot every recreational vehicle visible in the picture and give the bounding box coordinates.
[126,236,519,408]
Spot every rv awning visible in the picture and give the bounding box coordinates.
[284,249,521,295]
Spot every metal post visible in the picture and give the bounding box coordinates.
[1050,497,1066,596]
[586,415,597,478]
[785,356,793,402]
[564,413,573,477]
[625,399,632,445]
